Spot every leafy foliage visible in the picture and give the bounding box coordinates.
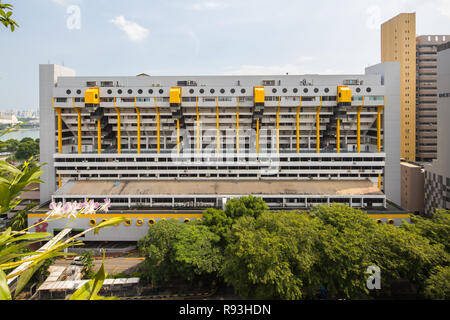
[424,266,450,300]
[0,2,19,32]
[0,159,44,214]
[6,203,37,231]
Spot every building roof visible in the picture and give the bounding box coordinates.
[55,180,383,197]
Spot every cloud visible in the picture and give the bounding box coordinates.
[190,1,228,10]
[110,16,149,42]
[52,0,80,6]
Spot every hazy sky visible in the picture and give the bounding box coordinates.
[1,0,450,110]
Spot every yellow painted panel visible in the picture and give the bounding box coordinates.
[85,88,99,104]
[170,87,182,104]
[337,86,351,103]
[29,213,204,218]
[254,86,265,104]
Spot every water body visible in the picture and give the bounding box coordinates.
[0,128,40,141]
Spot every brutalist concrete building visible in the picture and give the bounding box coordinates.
[32,63,407,241]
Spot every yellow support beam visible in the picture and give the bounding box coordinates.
[216,97,220,154]
[316,97,322,153]
[113,98,121,154]
[277,96,281,153]
[337,119,340,153]
[155,97,160,154]
[236,98,239,153]
[74,99,82,154]
[135,98,141,154]
[97,119,101,154]
[256,119,260,154]
[58,174,61,188]
[357,96,364,153]
[378,173,382,190]
[377,104,384,153]
[196,96,200,154]
[54,102,62,154]
[296,97,301,153]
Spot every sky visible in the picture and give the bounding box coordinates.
[1,0,450,110]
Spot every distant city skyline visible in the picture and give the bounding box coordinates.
[1,0,450,110]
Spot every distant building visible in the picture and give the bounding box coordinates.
[416,35,450,162]
[424,42,450,214]
[401,162,424,215]
[381,12,417,162]
[0,114,19,125]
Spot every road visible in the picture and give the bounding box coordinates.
[54,256,144,275]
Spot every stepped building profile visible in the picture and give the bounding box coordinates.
[31,63,407,241]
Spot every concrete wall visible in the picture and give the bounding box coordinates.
[366,62,401,205]
[400,162,424,214]
[39,65,76,204]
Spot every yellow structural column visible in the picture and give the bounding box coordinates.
[216,97,220,153]
[256,119,260,154]
[277,96,281,153]
[53,98,62,188]
[73,98,82,154]
[155,97,160,154]
[196,96,200,154]
[177,119,180,154]
[337,119,340,153]
[296,97,301,153]
[97,119,101,154]
[114,98,121,154]
[357,96,364,153]
[377,103,384,153]
[135,98,141,154]
[236,98,240,153]
[316,97,322,153]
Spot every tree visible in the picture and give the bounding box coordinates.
[223,195,269,220]
[221,211,325,299]
[201,208,233,246]
[0,2,19,32]
[401,209,450,253]
[81,250,95,279]
[424,266,450,300]
[138,219,223,283]
[15,140,39,160]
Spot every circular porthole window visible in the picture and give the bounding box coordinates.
[136,219,144,226]
[210,89,215,94]
[138,89,143,94]
[189,89,194,94]
[356,88,361,93]
[220,89,225,94]
[366,87,372,93]
[293,88,298,93]
[148,89,153,94]
[199,89,205,94]
[160,218,167,222]
[159,89,164,94]
[324,88,329,93]
[77,89,81,94]
[377,219,383,224]
[241,89,246,94]
[148,219,155,226]
[128,89,133,94]
[303,88,308,93]
[89,219,96,226]
[184,218,190,223]
[124,219,132,226]
[66,89,71,95]
[118,89,123,94]
[314,88,319,93]
[282,88,287,93]
[230,88,236,94]
[107,89,112,94]
[387,219,394,225]
[272,88,277,94]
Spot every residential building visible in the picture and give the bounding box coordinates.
[416,35,450,162]
[424,42,450,214]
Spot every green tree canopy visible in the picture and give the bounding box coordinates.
[0,2,19,32]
